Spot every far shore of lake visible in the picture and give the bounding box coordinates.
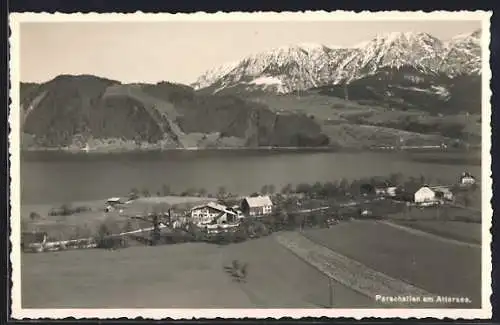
[20,145,479,156]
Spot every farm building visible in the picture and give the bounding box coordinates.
[229,205,245,219]
[460,172,476,185]
[414,186,437,204]
[240,195,273,217]
[360,180,397,197]
[105,197,125,212]
[106,197,123,205]
[190,202,237,225]
[376,186,398,197]
[414,185,454,205]
[21,231,47,251]
[429,186,454,201]
[207,211,239,226]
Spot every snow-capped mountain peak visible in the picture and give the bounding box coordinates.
[193,42,347,93]
[191,61,240,89]
[343,31,445,76]
[451,28,481,42]
[441,28,481,75]
[193,29,481,94]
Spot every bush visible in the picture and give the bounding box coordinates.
[211,233,233,245]
[73,206,91,213]
[48,203,90,216]
[29,212,41,221]
[233,228,249,242]
[281,183,293,194]
[295,183,312,195]
[70,224,92,240]
[96,236,129,249]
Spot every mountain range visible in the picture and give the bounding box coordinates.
[20,29,482,151]
[193,30,481,95]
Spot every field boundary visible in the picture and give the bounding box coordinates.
[378,220,481,249]
[25,224,169,252]
[275,231,434,299]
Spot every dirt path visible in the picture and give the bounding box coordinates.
[275,231,433,300]
[378,220,481,249]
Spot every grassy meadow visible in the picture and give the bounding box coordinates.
[303,220,481,307]
[21,235,371,308]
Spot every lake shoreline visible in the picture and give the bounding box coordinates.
[20,145,478,156]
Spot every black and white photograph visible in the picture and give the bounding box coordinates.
[9,11,492,319]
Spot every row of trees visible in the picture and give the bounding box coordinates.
[128,184,236,201]
[127,172,445,203]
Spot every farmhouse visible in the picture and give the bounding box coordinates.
[378,186,398,197]
[240,195,273,217]
[429,186,454,201]
[105,197,124,212]
[212,211,239,225]
[414,186,437,204]
[190,202,237,225]
[460,172,476,185]
[229,205,245,219]
[414,185,454,205]
[360,180,397,197]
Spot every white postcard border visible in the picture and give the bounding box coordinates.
[8,10,493,320]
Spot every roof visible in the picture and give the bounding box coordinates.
[415,185,435,193]
[415,185,452,195]
[191,202,237,215]
[429,186,452,194]
[243,195,273,208]
[207,202,228,211]
[107,197,122,202]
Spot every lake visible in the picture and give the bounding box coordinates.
[20,149,481,205]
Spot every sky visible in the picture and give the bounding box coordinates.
[20,20,481,85]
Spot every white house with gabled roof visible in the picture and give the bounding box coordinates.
[190,202,237,225]
[240,195,273,217]
[414,185,453,205]
[414,186,437,205]
[460,172,476,185]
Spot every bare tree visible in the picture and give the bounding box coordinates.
[281,183,293,195]
[161,184,171,196]
[463,193,471,207]
[29,211,41,221]
[217,186,227,200]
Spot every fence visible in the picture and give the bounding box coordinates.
[23,224,169,253]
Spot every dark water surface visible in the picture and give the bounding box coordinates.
[20,149,481,204]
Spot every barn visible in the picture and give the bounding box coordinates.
[414,186,438,204]
[240,195,273,217]
[414,185,454,205]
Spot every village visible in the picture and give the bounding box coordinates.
[21,171,479,253]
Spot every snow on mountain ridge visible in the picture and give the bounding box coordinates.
[191,61,239,89]
[344,31,445,77]
[193,30,481,93]
[441,29,481,76]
